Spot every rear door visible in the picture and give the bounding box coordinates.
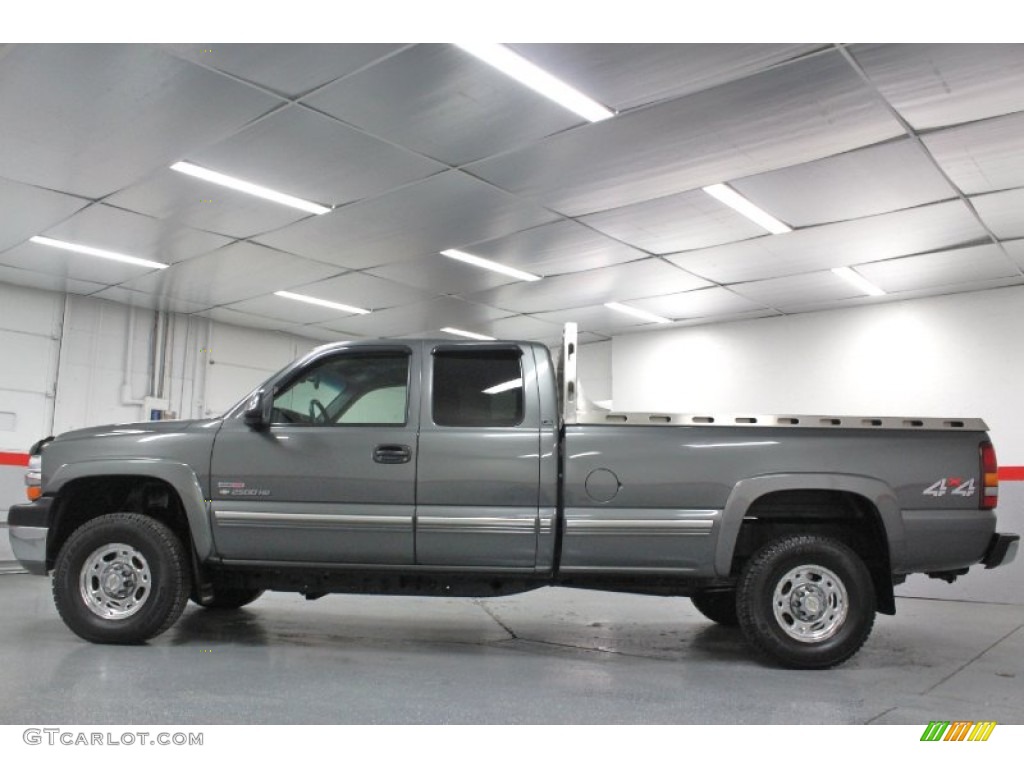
[415,344,542,568]
[209,345,418,564]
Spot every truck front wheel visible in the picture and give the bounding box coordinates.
[52,513,191,644]
[736,534,875,669]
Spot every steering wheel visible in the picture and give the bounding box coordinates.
[309,399,328,424]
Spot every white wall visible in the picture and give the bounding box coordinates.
[611,285,1024,604]
[0,283,63,450]
[0,285,323,553]
[577,340,612,405]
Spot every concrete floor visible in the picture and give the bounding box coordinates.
[0,573,1022,725]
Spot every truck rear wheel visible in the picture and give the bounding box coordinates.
[52,513,191,644]
[690,590,739,626]
[736,534,875,669]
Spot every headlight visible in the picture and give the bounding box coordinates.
[25,453,41,501]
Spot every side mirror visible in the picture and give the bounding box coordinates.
[243,389,272,430]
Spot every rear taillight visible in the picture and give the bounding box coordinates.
[981,441,998,510]
[25,454,41,501]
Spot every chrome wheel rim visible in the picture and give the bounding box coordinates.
[79,543,152,620]
[772,564,848,643]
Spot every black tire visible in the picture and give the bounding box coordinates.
[52,513,191,644]
[690,590,739,626]
[192,585,265,610]
[736,535,876,669]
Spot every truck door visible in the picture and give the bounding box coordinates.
[209,346,417,564]
[415,344,542,568]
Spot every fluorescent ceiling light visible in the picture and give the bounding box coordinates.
[455,43,614,123]
[441,327,496,341]
[170,161,331,215]
[702,183,792,235]
[441,248,541,282]
[274,290,370,315]
[604,302,672,325]
[483,378,523,395]
[831,267,886,297]
[29,236,169,270]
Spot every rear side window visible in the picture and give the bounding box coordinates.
[432,349,524,427]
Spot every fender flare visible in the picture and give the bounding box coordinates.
[714,472,905,576]
[48,459,214,560]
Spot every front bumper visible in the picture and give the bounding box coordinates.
[7,497,53,575]
[982,532,1020,569]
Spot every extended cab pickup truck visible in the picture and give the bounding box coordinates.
[8,324,1019,668]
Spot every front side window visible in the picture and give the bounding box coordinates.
[432,348,524,427]
[271,351,410,426]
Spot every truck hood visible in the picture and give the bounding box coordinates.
[53,419,223,443]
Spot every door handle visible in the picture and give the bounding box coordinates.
[373,444,412,464]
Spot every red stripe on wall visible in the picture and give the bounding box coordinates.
[998,466,1024,481]
[0,452,29,467]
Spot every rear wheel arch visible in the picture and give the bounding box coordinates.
[716,479,900,615]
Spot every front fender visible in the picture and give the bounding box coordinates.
[714,473,905,576]
[48,459,214,560]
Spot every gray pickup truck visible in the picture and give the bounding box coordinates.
[8,324,1019,668]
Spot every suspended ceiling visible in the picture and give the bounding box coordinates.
[1,43,1022,346]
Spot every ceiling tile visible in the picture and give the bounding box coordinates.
[254,171,559,270]
[291,272,434,310]
[508,44,827,111]
[480,314,563,341]
[0,265,106,296]
[41,204,231,265]
[303,44,584,166]
[459,220,649,275]
[779,276,1024,316]
[105,168,312,239]
[669,200,988,284]
[729,271,869,308]
[0,177,89,253]
[225,274,434,324]
[289,325,364,343]
[580,188,769,255]
[856,244,1020,293]
[0,239,168,286]
[851,43,1024,129]
[88,286,213,314]
[221,294,358,325]
[972,188,1024,239]
[733,138,957,227]
[467,50,903,216]
[120,242,342,306]
[187,106,444,207]
[162,44,404,98]
[1004,239,1024,270]
[367,254,518,295]
[924,111,1024,195]
[463,259,711,314]
[194,306,306,333]
[628,287,770,319]
[532,303,670,336]
[0,44,283,198]
[316,296,513,338]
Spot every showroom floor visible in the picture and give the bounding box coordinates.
[0,574,1022,725]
